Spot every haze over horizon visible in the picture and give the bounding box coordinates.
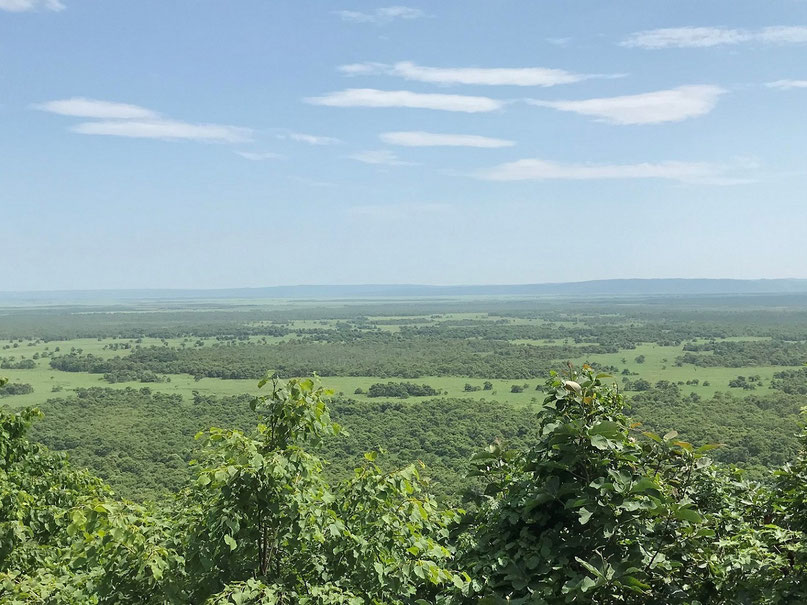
[4,278,807,301]
[3,1,806,290]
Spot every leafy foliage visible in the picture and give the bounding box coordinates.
[2,370,807,603]
[0,383,33,397]
[365,382,439,398]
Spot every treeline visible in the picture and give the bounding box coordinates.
[678,339,807,367]
[770,367,807,394]
[0,382,33,396]
[3,370,807,603]
[627,381,803,469]
[364,382,439,398]
[0,358,36,369]
[402,320,722,349]
[48,337,593,379]
[0,308,296,341]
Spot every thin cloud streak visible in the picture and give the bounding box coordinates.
[334,6,423,24]
[71,119,252,143]
[381,131,514,148]
[305,88,504,112]
[33,98,158,119]
[36,97,251,143]
[529,85,725,125]
[766,79,807,90]
[0,0,64,11]
[280,132,341,145]
[339,61,607,86]
[477,158,752,184]
[622,26,807,48]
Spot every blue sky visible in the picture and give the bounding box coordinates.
[2,1,807,290]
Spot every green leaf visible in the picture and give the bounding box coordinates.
[642,431,662,443]
[621,576,651,591]
[578,507,593,525]
[224,534,237,551]
[589,421,622,439]
[675,507,702,524]
[575,557,604,579]
[631,477,658,493]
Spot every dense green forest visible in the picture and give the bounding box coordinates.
[2,369,807,603]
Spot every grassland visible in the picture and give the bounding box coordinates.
[1,324,800,409]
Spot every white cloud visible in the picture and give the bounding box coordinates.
[0,0,64,12]
[70,119,252,143]
[347,150,416,166]
[236,151,283,160]
[35,97,251,143]
[477,158,750,184]
[338,61,611,86]
[33,98,158,119]
[757,26,807,44]
[622,26,807,49]
[348,202,450,219]
[280,132,341,145]
[335,6,423,24]
[338,62,391,76]
[305,88,504,112]
[766,79,807,90]
[380,131,514,148]
[529,85,725,125]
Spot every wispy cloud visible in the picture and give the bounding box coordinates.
[334,6,424,24]
[622,26,807,49]
[279,132,341,145]
[380,131,514,148]
[759,26,807,44]
[70,120,251,143]
[347,150,416,166]
[529,85,725,125]
[477,158,752,184]
[338,61,618,86]
[305,88,504,112]
[347,202,450,219]
[236,151,284,160]
[35,97,251,143]
[0,0,64,12]
[766,79,807,90]
[546,37,572,47]
[33,98,157,119]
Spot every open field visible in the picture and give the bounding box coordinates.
[2,332,802,411]
[2,293,807,500]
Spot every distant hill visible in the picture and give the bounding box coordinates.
[2,279,807,305]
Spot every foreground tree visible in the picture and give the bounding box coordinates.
[1,370,806,603]
[457,366,806,604]
[1,375,467,603]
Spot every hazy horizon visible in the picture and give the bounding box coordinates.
[4,277,807,300]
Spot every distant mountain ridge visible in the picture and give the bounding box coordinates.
[3,279,807,304]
